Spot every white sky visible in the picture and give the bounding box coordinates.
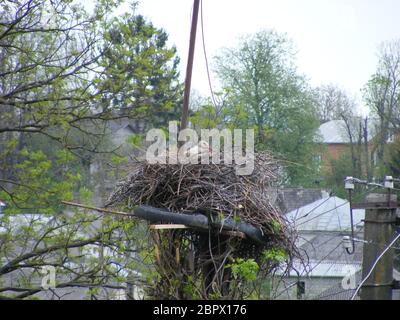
[133,0,400,111]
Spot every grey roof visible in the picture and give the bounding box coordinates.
[315,271,362,300]
[317,119,379,144]
[318,120,350,144]
[280,195,400,300]
[316,269,400,300]
[286,260,361,278]
[278,232,364,278]
[298,232,363,263]
[108,118,145,135]
[281,197,364,280]
[275,188,327,213]
[286,196,365,232]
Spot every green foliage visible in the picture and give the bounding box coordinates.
[269,220,282,234]
[0,146,82,214]
[0,0,182,299]
[363,40,400,169]
[126,134,144,148]
[262,248,287,264]
[96,13,182,129]
[182,275,200,299]
[321,152,353,199]
[228,258,260,282]
[195,30,320,186]
[384,137,400,177]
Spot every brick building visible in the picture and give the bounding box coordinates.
[316,119,378,174]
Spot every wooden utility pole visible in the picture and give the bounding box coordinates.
[180,0,200,130]
[360,193,397,300]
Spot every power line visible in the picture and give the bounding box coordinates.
[272,280,298,299]
[294,232,351,279]
[306,242,343,274]
[200,0,218,109]
[350,232,400,300]
[296,185,380,228]
[317,288,356,300]
[355,238,400,250]
[296,202,348,227]
[295,195,334,221]
[345,176,400,191]
[308,246,353,299]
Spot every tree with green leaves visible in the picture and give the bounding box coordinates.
[197,30,320,185]
[363,39,400,171]
[97,12,182,130]
[0,0,181,299]
[313,85,370,183]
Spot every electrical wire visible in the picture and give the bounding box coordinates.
[317,288,356,300]
[350,231,400,300]
[308,245,354,299]
[295,195,334,221]
[280,181,395,299]
[200,0,218,109]
[358,239,400,250]
[296,185,380,228]
[307,242,343,274]
[295,202,348,227]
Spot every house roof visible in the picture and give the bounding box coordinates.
[279,196,364,280]
[274,188,327,213]
[284,260,362,278]
[298,232,364,262]
[285,196,365,232]
[317,119,379,144]
[280,194,400,299]
[276,231,364,278]
[315,269,400,300]
[107,118,146,135]
[318,120,351,144]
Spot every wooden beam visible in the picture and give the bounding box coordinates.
[150,224,189,230]
[149,224,246,239]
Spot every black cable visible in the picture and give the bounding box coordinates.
[295,195,333,221]
[297,185,379,228]
[296,202,348,227]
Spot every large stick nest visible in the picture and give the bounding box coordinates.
[105,153,296,256]
[105,152,301,298]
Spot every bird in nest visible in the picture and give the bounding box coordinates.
[186,140,213,159]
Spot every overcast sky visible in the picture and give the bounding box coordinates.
[131,0,400,111]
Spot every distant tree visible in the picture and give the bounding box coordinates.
[323,152,354,198]
[313,84,356,124]
[313,84,374,184]
[384,137,400,177]
[364,40,400,167]
[209,30,320,185]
